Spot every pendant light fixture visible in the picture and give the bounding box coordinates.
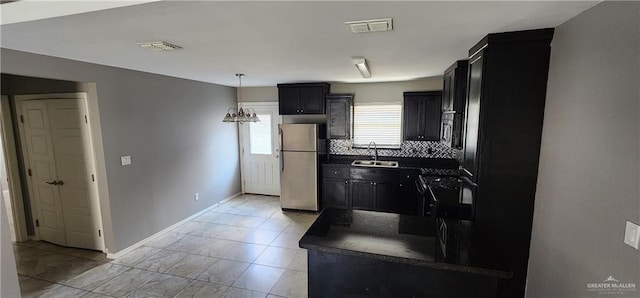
[223,74,260,123]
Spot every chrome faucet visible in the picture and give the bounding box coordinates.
[368,141,378,161]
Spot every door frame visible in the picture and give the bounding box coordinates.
[237,102,281,195]
[14,92,106,251]
[0,95,28,242]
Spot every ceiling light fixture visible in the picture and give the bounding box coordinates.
[223,74,260,123]
[137,41,182,51]
[352,57,371,78]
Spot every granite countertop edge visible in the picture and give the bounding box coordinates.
[299,240,512,279]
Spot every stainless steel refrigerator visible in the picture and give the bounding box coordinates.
[279,124,324,211]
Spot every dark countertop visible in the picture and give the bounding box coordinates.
[299,208,512,279]
[323,155,460,175]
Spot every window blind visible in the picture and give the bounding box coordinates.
[353,103,402,148]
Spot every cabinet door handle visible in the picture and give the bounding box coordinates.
[301,109,304,113]
[399,184,403,187]
[345,181,348,184]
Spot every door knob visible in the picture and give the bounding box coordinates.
[56,180,64,186]
[45,181,57,185]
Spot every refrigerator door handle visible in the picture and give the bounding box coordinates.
[279,128,284,172]
[280,153,284,173]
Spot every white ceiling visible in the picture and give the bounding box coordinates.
[0,1,599,87]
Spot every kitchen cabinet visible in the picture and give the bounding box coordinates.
[460,29,554,298]
[322,178,350,209]
[351,179,400,212]
[326,94,353,139]
[441,60,468,149]
[277,83,330,115]
[350,180,374,210]
[403,91,442,141]
[322,165,350,209]
[322,165,418,215]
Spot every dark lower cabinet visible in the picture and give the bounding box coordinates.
[322,178,349,209]
[398,180,419,215]
[374,181,400,213]
[307,249,498,298]
[322,164,419,215]
[350,180,374,210]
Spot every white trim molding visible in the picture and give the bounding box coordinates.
[106,192,241,259]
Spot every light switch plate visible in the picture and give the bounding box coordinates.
[624,220,639,249]
[121,155,132,166]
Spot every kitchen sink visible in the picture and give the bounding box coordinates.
[351,160,399,168]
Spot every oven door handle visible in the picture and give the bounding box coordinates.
[415,179,426,194]
[460,175,478,187]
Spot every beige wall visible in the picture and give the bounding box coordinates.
[240,86,278,102]
[526,2,640,297]
[240,76,443,104]
[2,49,241,253]
[331,77,443,103]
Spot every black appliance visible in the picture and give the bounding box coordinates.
[440,60,468,151]
[415,168,467,219]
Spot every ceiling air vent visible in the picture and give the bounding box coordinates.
[137,41,182,51]
[345,18,393,34]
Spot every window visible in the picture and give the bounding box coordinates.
[353,103,402,148]
[249,114,272,155]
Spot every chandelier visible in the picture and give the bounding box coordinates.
[222,74,259,123]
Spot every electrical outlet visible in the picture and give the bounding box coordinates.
[624,220,639,249]
[194,193,199,201]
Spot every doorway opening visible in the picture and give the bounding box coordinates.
[8,93,106,251]
[239,102,281,196]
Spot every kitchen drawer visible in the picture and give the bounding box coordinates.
[350,167,418,181]
[350,168,394,180]
[322,165,350,179]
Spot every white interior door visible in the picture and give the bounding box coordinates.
[20,100,67,246]
[19,96,103,250]
[240,103,281,196]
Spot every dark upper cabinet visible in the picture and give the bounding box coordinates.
[326,94,353,139]
[461,54,483,180]
[441,60,468,149]
[403,91,442,141]
[460,29,555,298]
[278,87,300,115]
[277,83,330,115]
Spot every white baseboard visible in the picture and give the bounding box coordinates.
[106,192,241,259]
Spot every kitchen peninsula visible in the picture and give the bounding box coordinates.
[299,208,511,298]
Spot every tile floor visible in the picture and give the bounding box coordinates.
[15,194,318,298]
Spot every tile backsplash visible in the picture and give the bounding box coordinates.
[328,139,455,159]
